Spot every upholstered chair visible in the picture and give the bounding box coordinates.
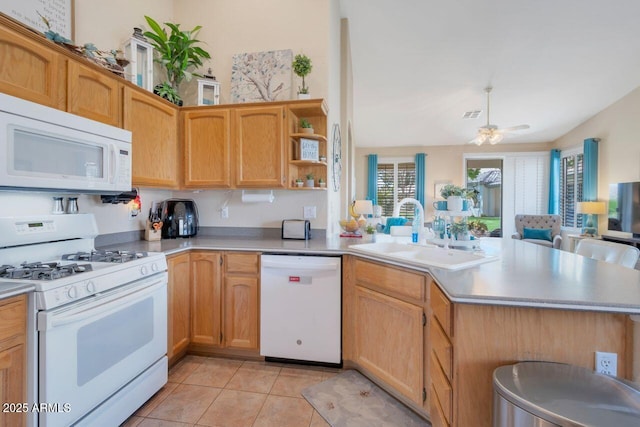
[511,214,563,249]
[575,239,640,268]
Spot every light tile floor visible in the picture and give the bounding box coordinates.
[122,356,336,427]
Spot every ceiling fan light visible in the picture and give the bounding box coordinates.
[489,133,503,145]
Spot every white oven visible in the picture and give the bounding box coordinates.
[0,92,131,193]
[37,274,168,427]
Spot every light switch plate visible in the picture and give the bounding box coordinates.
[303,206,316,219]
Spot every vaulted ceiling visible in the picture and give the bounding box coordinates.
[340,0,640,147]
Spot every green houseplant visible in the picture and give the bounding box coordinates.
[305,173,315,188]
[292,53,312,98]
[152,81,181,105]
[299,118,314,134]
[143,16,211,104]
[439,184,465,199]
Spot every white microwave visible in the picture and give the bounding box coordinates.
[0,92,132,194]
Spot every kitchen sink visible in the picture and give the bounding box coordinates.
[348,241,498,270]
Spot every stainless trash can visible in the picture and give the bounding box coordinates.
[493,362,640,427]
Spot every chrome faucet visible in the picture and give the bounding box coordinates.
[392,198,425,243]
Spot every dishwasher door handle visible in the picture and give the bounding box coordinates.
[261,259,339,271]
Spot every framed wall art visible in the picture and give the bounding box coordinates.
[0,0,74,41]
[230,49,292,103]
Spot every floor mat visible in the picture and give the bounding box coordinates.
[301,370,430,427]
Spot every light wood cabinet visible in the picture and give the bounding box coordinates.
[223,252,260,350]
[0,295,27,427]
[183,109,232,188]
[429,281,632,427]
[186,251,260,355]
[190,251,222,347]
[0,19,65,109]
[344,256,427,407]
[123,87,180,188]
[233,105,286,188]
[167,253,191,365]
[67,60,121,127]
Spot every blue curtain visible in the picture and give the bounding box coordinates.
[583,138,599,201]
[367,154,378,205]
[415,153,426,208]
[548,149,561,214]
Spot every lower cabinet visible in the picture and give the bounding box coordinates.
[0,294,27,427]
[167,253,191,364]
[343,256,428,407]
[167,250,260,362]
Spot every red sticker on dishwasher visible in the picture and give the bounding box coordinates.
[289,276,300,282]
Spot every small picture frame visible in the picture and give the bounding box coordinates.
[300,138,319,161]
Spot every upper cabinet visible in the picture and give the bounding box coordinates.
[183,109,232,189]
[0,22,65,109]
[67,61,122,127]
[233,105,286,188]
[123,87,180,188]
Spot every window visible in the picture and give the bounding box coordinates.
[560,150,583,228]
[377,158,415,218]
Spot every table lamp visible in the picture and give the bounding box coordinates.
[576,201,607,236]
[353,200,373,227]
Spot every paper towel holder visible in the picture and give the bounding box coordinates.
[241,190,275,203]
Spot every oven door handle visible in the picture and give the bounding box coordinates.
[38,275,167,331]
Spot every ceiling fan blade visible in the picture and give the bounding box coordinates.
[499,124,530,133]
[469,134,485,145]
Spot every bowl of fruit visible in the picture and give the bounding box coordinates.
[339,218,360,233]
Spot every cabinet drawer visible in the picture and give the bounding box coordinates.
[431,282,453,336]
[0,295,26,344]
[430,385,450,427]
[225,252,259,274]
[430,352,452,425]
[431,318,453,381]
[354,258,425,301]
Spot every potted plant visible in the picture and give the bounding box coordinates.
[305,173,315,187]
[468,218,488,237]
[300,118,314,134]
[292,53,312,99]
[440,184,466,211]
[450,220,470,241]
[153,81,182,106]
[143,16,211,105]
[318,177,326,188]
[295,178,304,187]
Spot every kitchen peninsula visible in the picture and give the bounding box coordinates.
[103,235,640,427]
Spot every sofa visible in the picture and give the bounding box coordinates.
[511,214,562,249]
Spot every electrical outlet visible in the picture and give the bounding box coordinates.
[303,206,316,219]
[220,206,229,219]
[595,351,617,376]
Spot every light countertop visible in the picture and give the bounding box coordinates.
[99,234,640,314]
[0,282,35,300]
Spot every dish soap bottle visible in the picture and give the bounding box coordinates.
[412,208,422,243]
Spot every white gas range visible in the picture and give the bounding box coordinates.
[0,214,168,427]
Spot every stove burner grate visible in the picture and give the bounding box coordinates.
[62,250,148,264]
[0,262,93,280]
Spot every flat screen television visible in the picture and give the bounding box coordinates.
[608,182,640,237]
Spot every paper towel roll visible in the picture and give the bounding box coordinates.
[241,190,275,203]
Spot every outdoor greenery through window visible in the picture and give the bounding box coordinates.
[560,151,584,228]
[377,160,415,218]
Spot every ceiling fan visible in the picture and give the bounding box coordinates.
[470,86,530,145]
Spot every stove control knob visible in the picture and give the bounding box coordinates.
[86,281,96,293]
[151,263,159,272]
[140,266,148,276]
[67,286,78,299]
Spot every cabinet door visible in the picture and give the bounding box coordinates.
[183,109,232,188]
[0,344,26,427]
[167,253,191,363]
[354,286,424,405]
[123,87,179,188]
[233,106,286,188]
[224,275,259,350]
[191,252,222,347]
[0,24,65,109]
[67,60,121,127]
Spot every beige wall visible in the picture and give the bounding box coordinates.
[68,0,338,233]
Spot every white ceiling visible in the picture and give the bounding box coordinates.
[340,0,640,147]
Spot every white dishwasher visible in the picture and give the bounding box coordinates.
[260,254,341,365]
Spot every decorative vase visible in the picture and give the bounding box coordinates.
[306,179,315,188]
[319,182,326,188]
[295,181,303,187]
[447,196,463,212]
[301,127,314,134]
[298,93,311,100]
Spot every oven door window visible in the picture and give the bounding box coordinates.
[38,278,167,426]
